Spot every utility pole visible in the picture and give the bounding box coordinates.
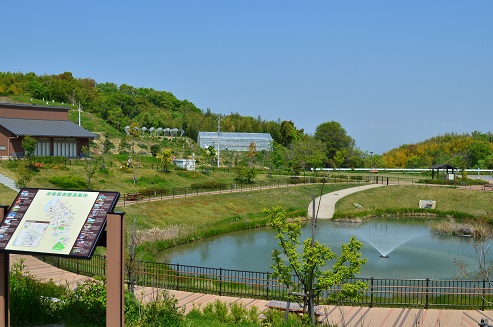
[308,194,316,324]
[370,151,373,182]
[217,115,221,168]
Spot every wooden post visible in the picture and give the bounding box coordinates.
[106,212,125,327]
[0,205,10,327]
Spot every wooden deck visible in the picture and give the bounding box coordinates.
[9,254,493,327]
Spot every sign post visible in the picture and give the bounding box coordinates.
[0,206,9,327]
[0,188,121,327]
[106,212,125,327]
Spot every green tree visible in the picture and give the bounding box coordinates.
[150,144,161,157]
[157,149,173,172]
[314,121,355,165]
[204,145,216,172]
[21,135,37,158]
[266,206,367,324]
[279,120,303,147]
[247,142,257,168]
[271,143,287,170]
[289,136,326,172]
[15,161,33,188]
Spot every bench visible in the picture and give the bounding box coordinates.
[483,184,493,191]
[265,300,324,316]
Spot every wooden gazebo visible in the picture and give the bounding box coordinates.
[430,164,456,179]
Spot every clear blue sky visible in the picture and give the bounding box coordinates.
[2,1,492,154]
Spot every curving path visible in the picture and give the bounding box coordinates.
[308,183,385,219]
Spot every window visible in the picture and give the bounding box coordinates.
[53,138,77,157]
[35,138,51,156]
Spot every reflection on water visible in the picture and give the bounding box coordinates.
[155,218,481,279]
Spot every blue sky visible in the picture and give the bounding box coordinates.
[2,1,492,154]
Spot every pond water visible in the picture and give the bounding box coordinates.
[155,218,480,280]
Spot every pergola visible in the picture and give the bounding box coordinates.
[430,164,457,179]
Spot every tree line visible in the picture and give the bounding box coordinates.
[1,71,493,170]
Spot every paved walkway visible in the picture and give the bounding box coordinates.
[9,254,493,326]
[308,183,385,219]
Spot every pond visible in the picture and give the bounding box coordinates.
[155,218,481,280]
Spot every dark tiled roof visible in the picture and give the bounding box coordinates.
[0,118,97,138]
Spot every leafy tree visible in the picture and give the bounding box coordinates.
[102,135,115,154]
[333,148,347,169]
[266,206,367,324]
[271,143,287,170]
[21,135,37,158]
[279,120,303,147]
[288,136,326,172]
[204,145,216,172]
[314,121,355,165]
[247,142,257,167]
[234,161,257,184]
[467,140,492,168]
[150,144,161,157]
[15,161,33,188]
[157,149,173,172]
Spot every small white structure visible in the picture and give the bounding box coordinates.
[419,200,436,209]
[172,159,196,171]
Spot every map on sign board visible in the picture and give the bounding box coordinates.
[0,188,119,258]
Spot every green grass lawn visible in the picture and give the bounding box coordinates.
[335,185,493,218]
[1,158,492,260]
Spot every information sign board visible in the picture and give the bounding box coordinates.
[0,188,119,258]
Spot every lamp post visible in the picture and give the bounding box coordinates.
[370,151,373,182]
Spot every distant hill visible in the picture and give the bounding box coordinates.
[381,132,493,169]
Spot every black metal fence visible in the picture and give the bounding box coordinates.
[120,176,369,205]
[40,254,493,310]
[119,174,492,205]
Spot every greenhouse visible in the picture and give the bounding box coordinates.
[197,132,273,152]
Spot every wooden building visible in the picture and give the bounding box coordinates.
[0,102,96,158]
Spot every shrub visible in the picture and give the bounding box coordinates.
[10,259,66,326]
[129,290,185,327]
[49,175,88,189]
[190,181,228,190]
[60,278,107,326]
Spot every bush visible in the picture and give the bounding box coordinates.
[190,181,228,190]
[10,259,66,326]
[60,278,107,326]
[49,175,88,189]
[129,290,185,327]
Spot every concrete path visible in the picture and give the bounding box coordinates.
[308,184,385,219]
[0,173,19,192]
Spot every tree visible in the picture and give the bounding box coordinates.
[271,142,287,170]
[15,161,33,188]
[150,144,161,157]
[204,145,216,172]
[288,136,326,172]
[247,142,257,168]
[21,135,37,158]
[266,206,367,324]
[314,121,355,165]
[279,120,303,147]
[157,149,173,172]
[455,217,493,304]
[82,153,101,190]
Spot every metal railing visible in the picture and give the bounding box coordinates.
[120,176,369,205]
[40,255,493,310]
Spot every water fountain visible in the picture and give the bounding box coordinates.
[353,220,426,259]
[157,218,479,280]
